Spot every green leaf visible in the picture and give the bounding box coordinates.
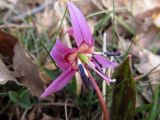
[18,89,32,109]
[110,55,136,120]
[8,91,19,104]
[8,89,32,109]
[43,68,60,80]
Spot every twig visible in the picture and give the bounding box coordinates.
[135,63,160,81]
[86,7,126,18]
[21,108,29,120]
[102,33,107,120]
[65,99,69,120]
[137,81,160,86]
[0,24,33,29]
[33,102,75,107]
[102,33,107,101]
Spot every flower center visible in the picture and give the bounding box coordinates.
[77,53,89,64]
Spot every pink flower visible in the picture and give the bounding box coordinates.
[41,2,117,97]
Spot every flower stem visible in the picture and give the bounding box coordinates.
[88,71,109,120]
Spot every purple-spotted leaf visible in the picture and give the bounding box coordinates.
[110,55,136,120]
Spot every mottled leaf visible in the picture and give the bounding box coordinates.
[110,55,136,120]
[146,85,160,120]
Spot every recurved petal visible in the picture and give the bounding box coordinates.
[40,67,76,97]
[50,40,76,71]
[94,55,117,68]
[67,1,93,47]
[66,28,74,38]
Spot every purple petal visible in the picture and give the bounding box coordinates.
[66,28,74,37]
[67,1,93,47]
[88,63,116,85]
[94,55,117,68]
[50,40,76,71]
[41,67,76,97]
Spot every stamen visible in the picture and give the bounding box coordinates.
[88,62,116,85]
[93,51,121,56]
[92,56,102,68]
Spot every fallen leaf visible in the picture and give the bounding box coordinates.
[13,43,44,97]
[136,49,160,74]
[0,59,16,84]
[135,49,160,91]
[103,0,160,15]
[134,8,160,51]
[74,0,99,15]
[0,30,18,57]
[36,7,59,34]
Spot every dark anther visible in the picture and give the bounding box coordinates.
[104,51,121,56]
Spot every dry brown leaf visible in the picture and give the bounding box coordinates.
[36,8,60,34]
[0,30,18,57]
[152,10,160,28]
[133,8,160,51]
[0,59,16,84]
[102,0,160,15]
[135,49,160,91]
[138,25,160,50]
[74,0,99,15]
[13,43,44,97]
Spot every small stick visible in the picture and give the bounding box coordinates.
[0,24,33,29]
[102,33,107,101]
[65,99,69,120]
[135,63,160,81]
[33,102,75,107]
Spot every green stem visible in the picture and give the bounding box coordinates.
[50,6,68,49]
[88,71,109,120]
